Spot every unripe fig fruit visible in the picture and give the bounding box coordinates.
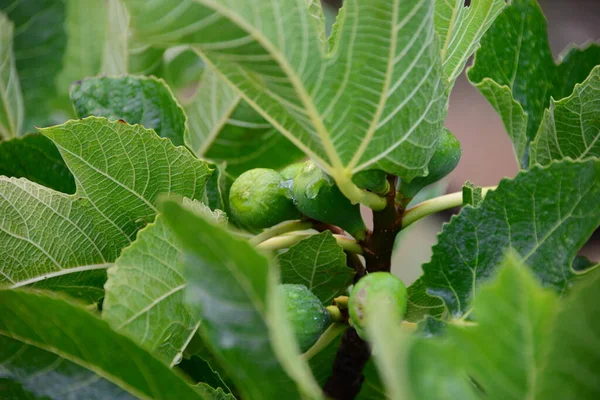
[400,128,461,198]
[292,161,366,238]
[280,162,305,180]
[352,169,390,195]
[229,168,300,229]
[279,284,331,352]
[348,272,408,339]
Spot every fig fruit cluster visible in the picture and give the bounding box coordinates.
[229,161,366,237]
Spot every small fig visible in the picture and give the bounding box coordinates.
[279,284,331,352]
[351,169,390,195]
[348,272,407,339]
[229,168,300,229]
[400,128,461,198]
[292,161,366,238]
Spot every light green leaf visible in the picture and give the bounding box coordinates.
[0,118,211,301]
[0,290,206,400]
[435,0,505,85]
[277,231,353,304]
[449,252,558,400]
[123,0,446,208]
[70,76,187,146]
[56,0,107,97]
[0,0,67,132]
[0,133,75,194]
[0,12,23,140]
[103,215,199,367]
[184,68,304,177]
[423,160,600,317]
[365,296,411,400]
[537,267,600,399]
[100,0,129,75]
[104,199,226,367]
[530,66,600,166]
[468,0,600,166]
[405,277,445,322]
[406,338,478,400]
[162,200,322,400]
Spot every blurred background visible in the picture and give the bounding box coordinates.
[325,0,600,282]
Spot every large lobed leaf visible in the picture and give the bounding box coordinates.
[123,0,447,205]
[536,266,600,398]
[0,118,211,302]
[468,0,600,166]
[421,159,600,317]
[277,231,353,304]
[530,65,600,166]
[71,75,187,146]
[162,200,322,400]
[0,12,23,140]
[0,290,206,400]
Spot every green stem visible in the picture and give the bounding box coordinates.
[401,186,496,228]
[257,232,363,254]
[302,323,347,361]
[334,170,387,211]
[249,220,313,245]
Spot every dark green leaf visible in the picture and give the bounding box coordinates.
[70,76,187,146]
[530,66,600,166]
[0,290,206,400]
[0,12,23,139]
[468,0,600,165]
[0,0,68,132]
[178,356,230,394]
[0,133,75,194]
[277,231,353,304]
[449,252,558,400]
[423,160,600,317]
[462,181,484,207]
[161,200,321,400]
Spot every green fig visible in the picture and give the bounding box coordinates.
[400,128,461,198]
[229,168,300,229]
[351,169,390,195]
[279,284,331,352]
[292,161,366,238]
[280,162,305,180]
[348,272,407,339]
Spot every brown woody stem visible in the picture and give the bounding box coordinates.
[324,176,404,399]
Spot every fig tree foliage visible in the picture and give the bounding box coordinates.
[0,0,599,399]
